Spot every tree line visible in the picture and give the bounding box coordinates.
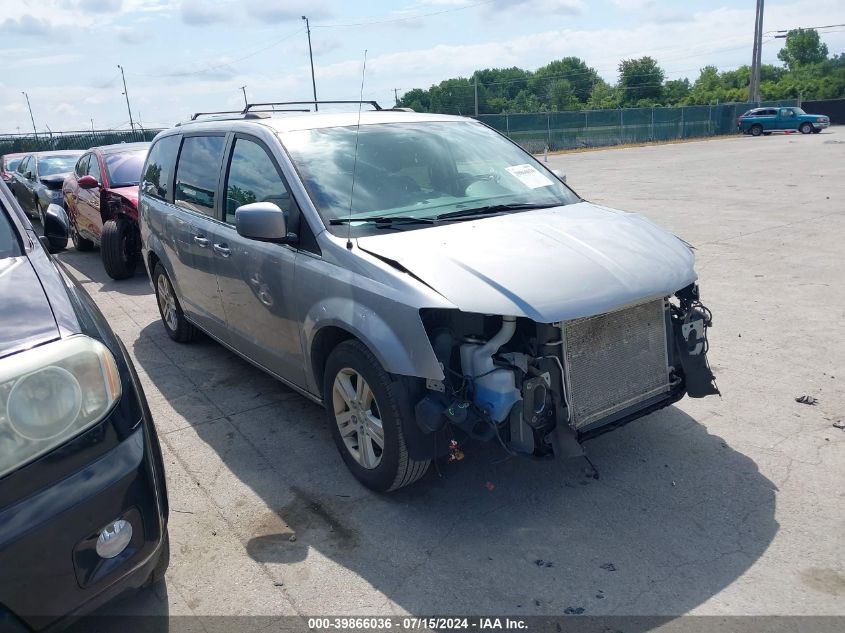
[398,28,844,114]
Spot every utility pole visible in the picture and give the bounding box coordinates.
[301,16,318,111]
[117,64,136,133]
[393,88,400,106]
[749,0,764,103]
[474,76,479,117]
[21,92,38,139]
[240,85,248,107]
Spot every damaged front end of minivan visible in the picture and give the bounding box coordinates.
[413,283,718,461]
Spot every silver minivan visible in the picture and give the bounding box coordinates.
[139,103,718,491]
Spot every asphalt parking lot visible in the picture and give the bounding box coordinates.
[59,129,844,628]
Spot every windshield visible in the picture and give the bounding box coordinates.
[37,155,79,177]
[280,121,578,233]
[105,150,147,187]
[3,157,22,173]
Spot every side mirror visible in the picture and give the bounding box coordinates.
[551,168,567,184]
[42,203,69,253]
[235,202,290,242]
[78,175,99,189]
[25,171,34,180]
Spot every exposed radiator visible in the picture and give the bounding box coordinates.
[562,299,671,429]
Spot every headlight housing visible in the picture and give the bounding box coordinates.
[0,336,121,478]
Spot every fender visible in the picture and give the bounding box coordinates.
[302,295,444,395]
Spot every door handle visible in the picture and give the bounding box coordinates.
[213,243,231,257]
[193,235,210,248]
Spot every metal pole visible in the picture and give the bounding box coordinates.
[651,106,655,141]
[117,65,136,133]
[754,0,765,104]
[393,88,400,106]
[474,76,479,117]
[301,16,318,111]
[21,92,38,139]
[240,86,248,107]
[749,0,761,102]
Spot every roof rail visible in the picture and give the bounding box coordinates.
[188,109,308,122]
[242,100,383,113]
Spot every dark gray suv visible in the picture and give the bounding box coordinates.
[139,103,718,492]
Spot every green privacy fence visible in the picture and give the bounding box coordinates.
[477,100,800,153]
[0,128,163,156]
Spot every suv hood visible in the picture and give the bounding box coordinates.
[0,256,59,358]
[356,201,696,322]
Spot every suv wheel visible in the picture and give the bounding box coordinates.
[324,340,430,492]
[800,122,813,134]
[153,263,198,343]
[101,218,138,280]
[750,124,763,137]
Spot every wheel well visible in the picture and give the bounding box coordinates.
[147,250,160,276]
[311,326,355,398]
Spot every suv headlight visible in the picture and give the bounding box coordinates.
[0,336,121,478]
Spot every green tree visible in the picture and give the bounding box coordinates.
[530,57,599,105]
[398,88,431,111]
[777,28,829,70]
[662,78,690,105]
[618,56,664,105]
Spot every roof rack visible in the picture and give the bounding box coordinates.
[242,100,383,113]
[188,109,309,121]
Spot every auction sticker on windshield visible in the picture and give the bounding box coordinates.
[505,164,554,189]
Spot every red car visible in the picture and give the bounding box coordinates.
[62,142,149,279]
[1,152,26,188]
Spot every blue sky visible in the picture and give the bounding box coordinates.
[1,0,843,132]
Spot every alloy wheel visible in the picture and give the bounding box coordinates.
[332,368,385,469]
[157,273,179,332]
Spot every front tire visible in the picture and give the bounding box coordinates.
[101,218,139,280]
[153,263,198,343]
[324,340,429,492]
[800,122,812,134]
[750,124,763,137]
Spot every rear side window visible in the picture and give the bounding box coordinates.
[141,135,180,201]
[224,138,293,225]
[175,136,225,217]
[75,154,89,177]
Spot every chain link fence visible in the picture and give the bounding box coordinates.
[0,129,163,156]
[478,100,799,153]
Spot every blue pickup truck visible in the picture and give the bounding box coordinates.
[737,106,830,136]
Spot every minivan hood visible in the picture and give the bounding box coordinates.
[0,257,59,358]
[356,201,696,322]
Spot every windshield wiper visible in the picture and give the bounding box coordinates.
[329,216,436,226]
[434,203,560,221]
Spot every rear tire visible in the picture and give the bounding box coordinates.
[153,263,199,343]
[324,340,429,492]
[101,218,138,280]
[800,122,812,134]
[750,124,763,137]
[70,213,95,252]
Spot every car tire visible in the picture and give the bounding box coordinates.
[69,214,95,252]
[763,132,772,136]
[750,124,763,137]
[800,122,812,134]
[153,263,198,343]
[101,218,138,280]
[324,339,430,492]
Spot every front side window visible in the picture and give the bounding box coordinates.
[17,157,30,175]
[224,138,293,225]
[141,136,180,201]
[105,149,147,188]
[280,121,578,235]
[37,155,80,177]
[0,207,22,259]
[175,136,225,216]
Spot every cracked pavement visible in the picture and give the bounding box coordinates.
[62,129,844,630]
